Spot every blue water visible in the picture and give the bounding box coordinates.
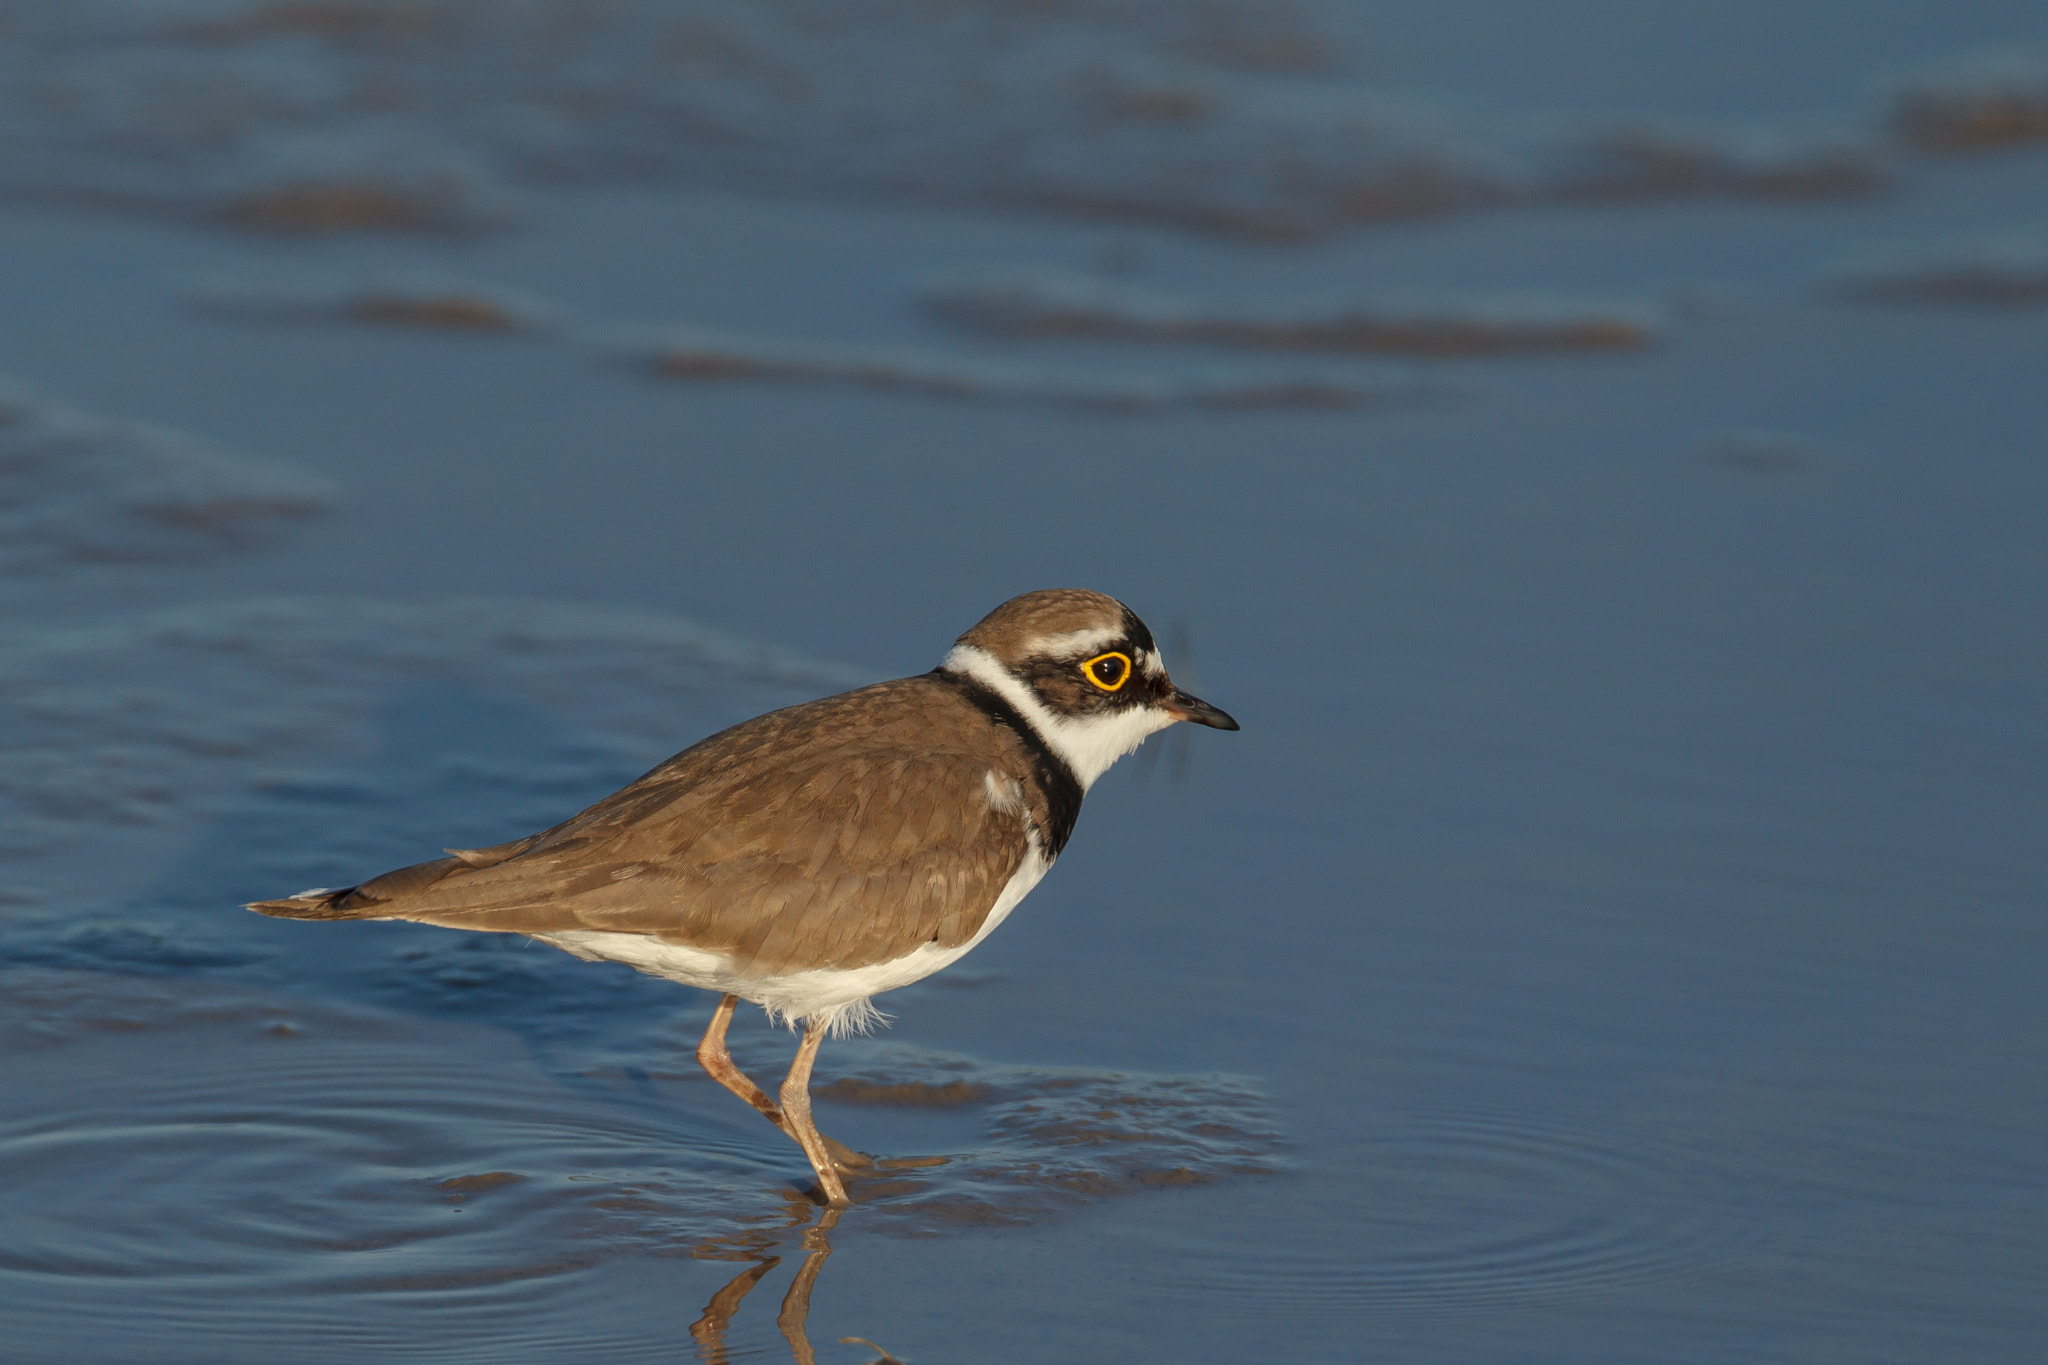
[2,4,2045,1360]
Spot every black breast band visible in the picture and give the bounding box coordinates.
[934,668,1084,858]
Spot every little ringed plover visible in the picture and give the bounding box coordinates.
[251,589,1238,1205]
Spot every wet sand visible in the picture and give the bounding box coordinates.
[3,3,2047,1361]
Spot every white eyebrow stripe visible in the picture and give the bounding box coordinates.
[1021,626,1123,658]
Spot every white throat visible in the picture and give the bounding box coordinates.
[942,644,1177,790]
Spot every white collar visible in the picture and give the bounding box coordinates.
[941,644,1176,791]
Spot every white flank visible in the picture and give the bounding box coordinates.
[533,840,1050,1037]
[981,768,1027,817]
[940,643,1177,789]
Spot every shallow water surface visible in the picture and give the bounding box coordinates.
[2,3,2046,1361]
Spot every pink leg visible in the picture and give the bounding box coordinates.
[779,1020,849,1207]
[695,994,870,1182]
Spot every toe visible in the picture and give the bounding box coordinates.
[821,1134,874,1171]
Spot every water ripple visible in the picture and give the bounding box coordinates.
[1154,1107,1750,1314]
[0,969,1282,1355]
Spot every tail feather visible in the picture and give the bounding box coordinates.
[247,886,364,920]
[247,853,468,921]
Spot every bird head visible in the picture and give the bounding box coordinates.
[942,588,1238,789]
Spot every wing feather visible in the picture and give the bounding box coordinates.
[302,677,1035,973]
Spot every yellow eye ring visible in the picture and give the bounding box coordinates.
[1082,651,1133,692]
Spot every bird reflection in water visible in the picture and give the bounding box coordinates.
[690,1203,908,1365]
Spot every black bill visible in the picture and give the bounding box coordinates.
[1165,689,1239,731]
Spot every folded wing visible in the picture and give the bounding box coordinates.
[249,678,1032,975]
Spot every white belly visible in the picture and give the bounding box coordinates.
[532,843,1050,1035]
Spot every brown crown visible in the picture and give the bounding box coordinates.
[955,589,1132,662]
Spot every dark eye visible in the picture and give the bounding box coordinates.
[1082,651,1132,692]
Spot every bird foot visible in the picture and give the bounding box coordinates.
[821,1134,874,1173]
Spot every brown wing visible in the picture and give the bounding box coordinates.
[253,677,1035,975]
